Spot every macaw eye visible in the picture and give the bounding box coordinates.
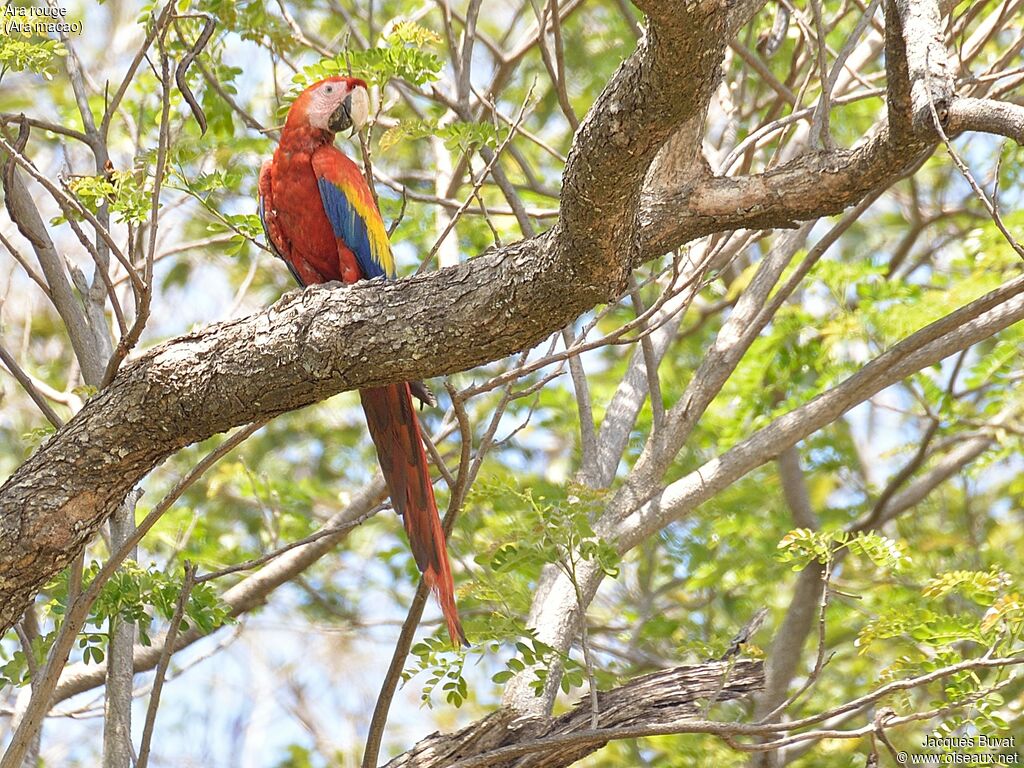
[325,85,334,93]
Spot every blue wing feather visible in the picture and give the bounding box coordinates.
[317,178,389,280]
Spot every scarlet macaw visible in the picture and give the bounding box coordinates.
[258,76,466,647]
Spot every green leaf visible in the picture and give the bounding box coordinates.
[0,35,66,78]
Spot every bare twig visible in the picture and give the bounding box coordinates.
[194,505,382,584]
[925,83,1024,259]
[136,562,197,768]
[425,83,535,266]
[808,0,834,148]
[174,14,217,135]
[101,3,176,133]
[101,43,173,386]
[0,342,63,428]
[810,0,881,148]
[0,423,261,768]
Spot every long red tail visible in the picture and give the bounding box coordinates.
[359,383,467,647]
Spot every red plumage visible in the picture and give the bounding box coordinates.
[259,77,467,647]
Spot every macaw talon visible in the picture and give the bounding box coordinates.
[409,381,437,409]
[328,95,353,133]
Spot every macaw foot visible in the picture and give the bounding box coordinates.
[409,381,437,409]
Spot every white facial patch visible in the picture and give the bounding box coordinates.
[307,84,340,131]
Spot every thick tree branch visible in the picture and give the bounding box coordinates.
[945,97,1024,145]
[0,0,1020,664]
[887,0,954,133]
[1,0,766,635]
[559,0,764,293]
[617,275,1024,547]
[383,660,763,768]
[384,652,1024,767]
[640,124,928,255]
[499,273,1024,718]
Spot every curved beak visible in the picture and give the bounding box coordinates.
[328,86,369,135]
[328,95,354,134]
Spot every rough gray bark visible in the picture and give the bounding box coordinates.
[890,0,955,132]
[946,97,1024,143]
[2,0,1024,744]
[494,0,1024,718]
[383,660,763,768]
[0,0,768,635]
[2,169,109,386]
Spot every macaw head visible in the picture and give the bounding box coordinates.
[288,76,370,135]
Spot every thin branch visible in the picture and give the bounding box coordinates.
[362,374,516,767]
[194,504,381,584]
[926,88,1024,259]
[136,562,197,768]
[808,0,834,148]
[561,325,598,470]
[424,84,535,267]
[0,230,49,297]
[0,133,144,298]
[361,580,432,768]
[101,34,173,386]
[619,272,1024,546]
[0,113,89,144]
[627,276,666,434]
[440,658,1023,768]
[100,2,176,135]
[810,0,881,148]
[0,342,63,428]
[756,561,835,725]
[0,423,261,768]
[102,490,139,768]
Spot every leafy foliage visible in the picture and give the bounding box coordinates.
[400,479,613,707]
[290,21,443,97]
[379,120,505,154]
[0,35,65,78]
[1,0,1023,765]
[776,528,910,571]
[1,560,231,688]
[66,170,152,225]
